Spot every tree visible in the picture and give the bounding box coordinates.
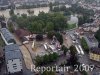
[13,12,66,33]
[53,7,60,12]
[27,9,31,15]
[35,53,58,66]
[37,23,43,33]
[80,37,89,53]
[53,52,59,60]
[27,10,34,15]
[36,34,43,41]
[49,2,53,11]
[61,45,68,55]
[9,9,14,16]
[47,31,55,39]
[55,32,63,45]
[43,54,50,64]
[41,71,55,75]
[95,29,100,42]
[21,14,27,18]
[49,53,54,62]
[8,22,14,33]
[35,56,43,66]
[67,45,78,67]
[69,45,77,55]
[63,11,71,16]
[81,71,88,75]
[46,22,54,32]
[11,15,17,22]
[30,10,34,15]
[60,5,66,11]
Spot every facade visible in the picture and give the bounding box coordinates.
[84,34,99,48]
[5,44,23,74]
[0,28,16,45]
[89,47,100,62]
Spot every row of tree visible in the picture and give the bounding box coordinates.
[80,37,89,53]
[35,53,59,66]
[51,4,94,26]
[95,29,100,43]
[11,12,67,33]
[61,45,68,55]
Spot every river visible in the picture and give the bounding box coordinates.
[0,4,72,18]
[0,7,50,18]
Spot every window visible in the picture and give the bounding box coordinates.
[13,64,17,70]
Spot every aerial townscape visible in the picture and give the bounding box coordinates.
[0,0,100,75]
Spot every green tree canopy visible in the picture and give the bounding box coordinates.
[80,37,89,53]
[95,29,100,42]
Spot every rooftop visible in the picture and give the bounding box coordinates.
[5,44,22,61]
[91,47,100,54]
[1,28,14,42]
[0,0,9,6]
[5,44,20,52]
[85,33,98,43]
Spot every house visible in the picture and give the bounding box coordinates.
[84,34,99,48]
[15,29,31,44]
[89,47,100,62]
[5,44,23,74]
[82,25,99,32]
[0,28,16,45]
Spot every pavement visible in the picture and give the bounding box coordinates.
[20,45,33,70]
[63,34,73,48]
[13,34,34,75]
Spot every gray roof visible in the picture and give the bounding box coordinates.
[0,0,9,6]
[5,44,20,52]
[5,50,22,61]
[84,34,99,48]
[91,47,100,55]
[5,44,22,61]
[85,34,98,43]
[1,28,14,42]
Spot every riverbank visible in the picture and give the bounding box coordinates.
[0,7,50,18]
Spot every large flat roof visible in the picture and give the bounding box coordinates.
[5,44,22,61]
[0,0,9,6]
[5,50,22,61]
[1,28,14,42]
[5,44,20,52]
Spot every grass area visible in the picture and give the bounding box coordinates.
[66,24,77,30]
[0,35,5,47]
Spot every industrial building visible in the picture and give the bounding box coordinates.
[5,44,23,74]
[0,28,16,45]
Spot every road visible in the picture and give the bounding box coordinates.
[13,34,34,75]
